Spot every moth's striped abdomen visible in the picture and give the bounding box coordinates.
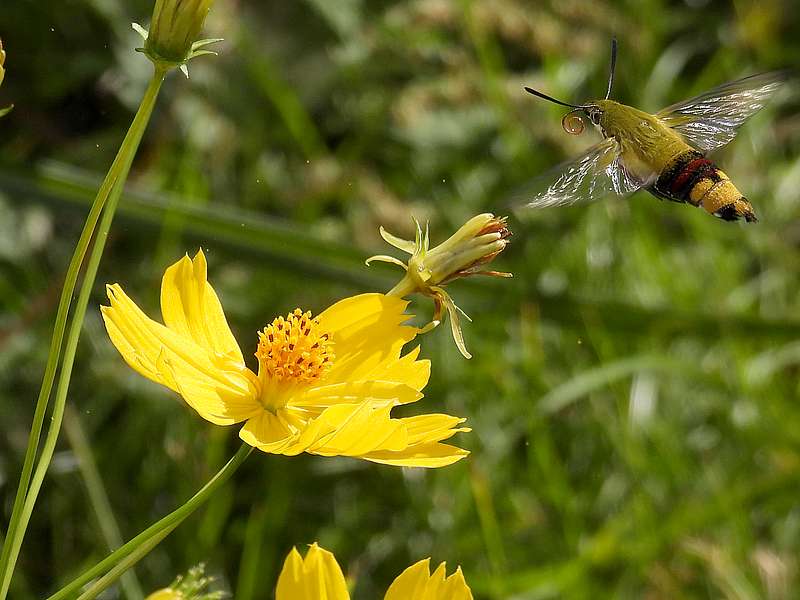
[652,150,757,222]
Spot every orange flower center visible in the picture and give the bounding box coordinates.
[255,308,334,386]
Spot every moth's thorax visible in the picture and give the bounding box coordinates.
[595,99,691,173]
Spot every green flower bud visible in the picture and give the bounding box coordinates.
[133,0,222,74]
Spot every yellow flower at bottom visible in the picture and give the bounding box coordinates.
[101,249,469,467]
[276,544,349,600]
[276,544,473,600]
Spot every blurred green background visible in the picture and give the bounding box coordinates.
[2,0,800,598]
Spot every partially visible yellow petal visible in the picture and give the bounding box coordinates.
[144,590,180,600]
[384,558,431,600]
[102,283,260,425]
[440,567,471,600]
[276,544,350,600]
[363,442,469,468]
[384,559,473,600]
[160,250,243,362]
[400,414,471,444]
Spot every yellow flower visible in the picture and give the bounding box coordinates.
[276,543,473,600]
[368,214,512,359]
[102,250,469,467]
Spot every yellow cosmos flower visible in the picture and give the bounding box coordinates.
[277,543,473,600]
[101,250,469,467]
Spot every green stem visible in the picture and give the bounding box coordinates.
[0,65,167,600]
[387,275,416,298]
[49,444,253,600]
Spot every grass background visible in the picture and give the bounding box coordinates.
[2,0,800,598]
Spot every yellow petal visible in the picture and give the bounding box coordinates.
[361,414,470,466]
[360,345,431,393]
[384,559,473,600]
[293,381,423,411]
[239,410,298,454]
[319,294,418,383]
[102,283,260,425]
[276,544,350,600]
[304,403,408,456]
[165,355,262,425]
[160,250,243,362]
[363,442,469,468]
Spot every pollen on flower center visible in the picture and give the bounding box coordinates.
[255,308,334,385]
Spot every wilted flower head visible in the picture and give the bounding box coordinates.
[102,250,469,467]
[368,214,512,359]
[145,564,225,600]
[277,543,473,600]
[0,40,6,88]
[0,39,13,117]
[133,0,221,74]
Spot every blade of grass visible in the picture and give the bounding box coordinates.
[538,354,699,414]
[63,405,144,600]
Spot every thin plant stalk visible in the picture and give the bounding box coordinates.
[0,65,168,600]
[0,90,144,590]
[48,443,254,600]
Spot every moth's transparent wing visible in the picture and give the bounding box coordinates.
[519,137,646,210]
[657,71,787,153]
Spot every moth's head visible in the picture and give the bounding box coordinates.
[524,38,618,136]
[559,105,600,135]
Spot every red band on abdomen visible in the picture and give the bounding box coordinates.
[670,158,713,197]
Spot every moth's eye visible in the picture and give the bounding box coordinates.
[561,112,585,135]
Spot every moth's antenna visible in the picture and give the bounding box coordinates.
[605,37,618,100]
[523,87,584,109]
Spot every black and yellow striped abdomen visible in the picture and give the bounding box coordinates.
[651,150,757,222]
